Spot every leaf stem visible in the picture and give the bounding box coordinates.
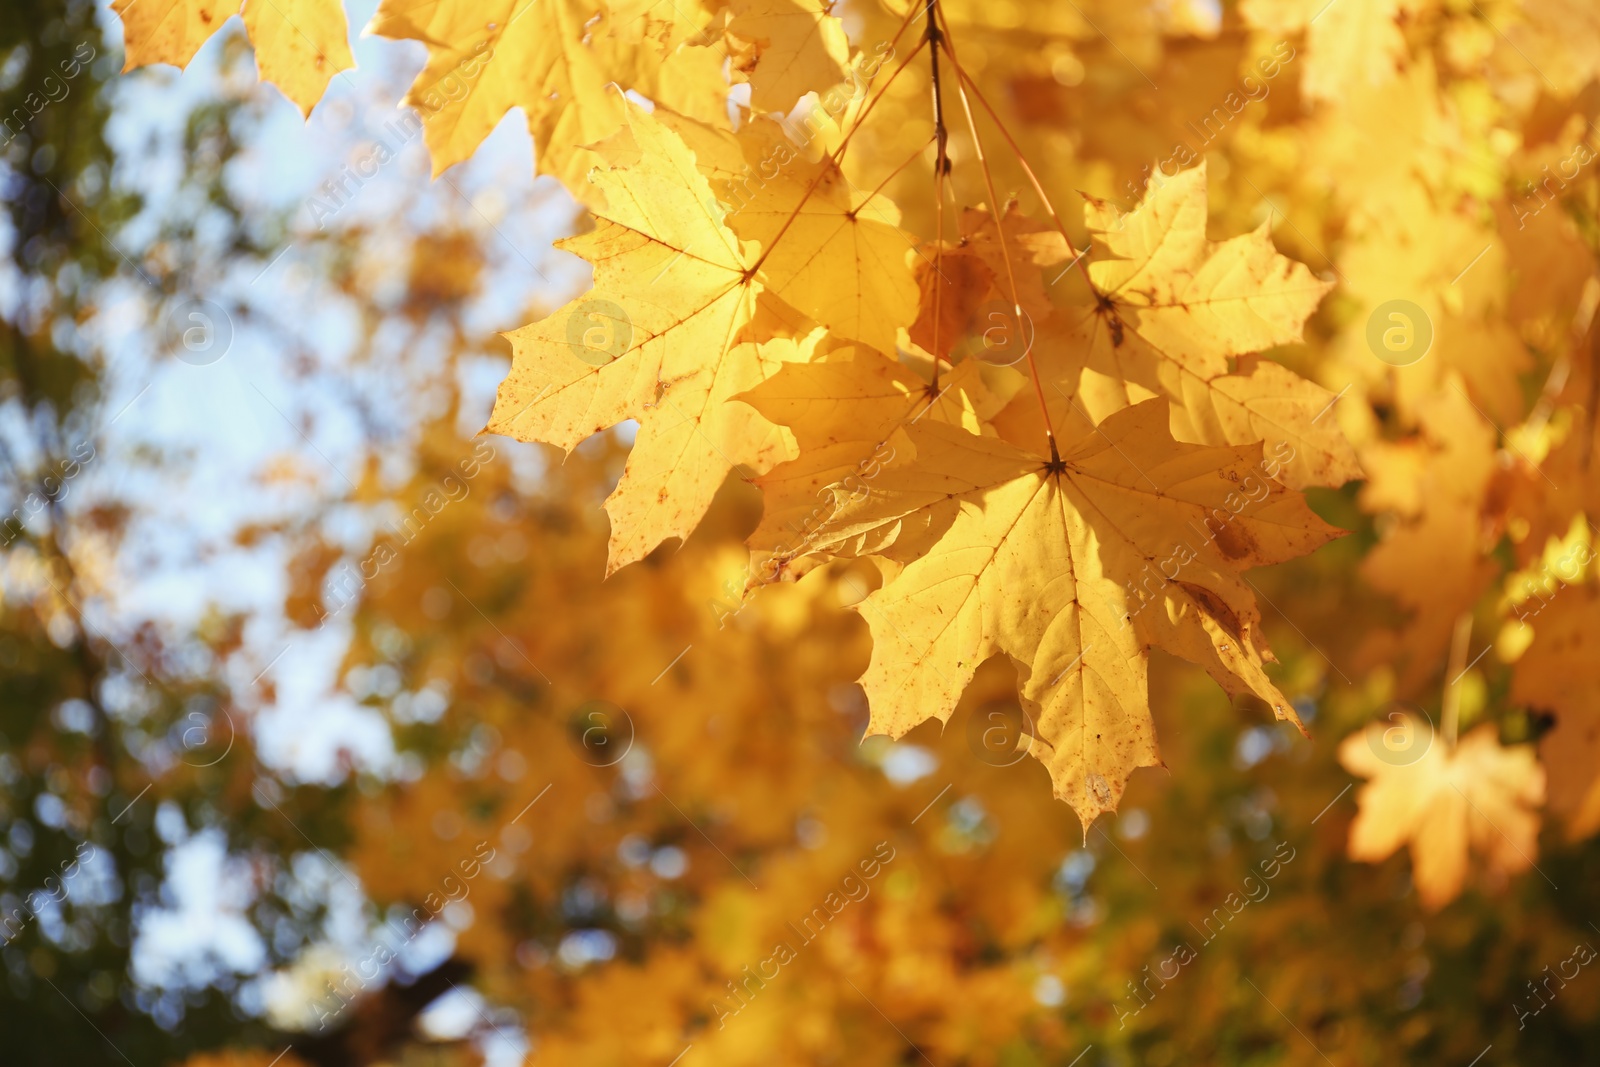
[744,34,928,280]
[857,134,938,210]
[936,6,1057,459]
[933,11,1086,276]
[1441,611,1473,752]
[926,0,950,388]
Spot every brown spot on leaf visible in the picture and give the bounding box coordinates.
[1095,294,1124,347]
[1211,521,1255,560]
[1175,580,1244,638]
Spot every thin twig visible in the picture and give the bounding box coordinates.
[744,34,929,279]
[937,6,1059,461]
[1441,611,1473,751]
[927,0,950,388]
[935,4,1088,284]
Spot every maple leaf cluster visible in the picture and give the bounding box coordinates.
[484,11,1356,834]
[115,0,1600,914]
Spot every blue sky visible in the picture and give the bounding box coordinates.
[78,0,585,1055]
[96,0,587,780]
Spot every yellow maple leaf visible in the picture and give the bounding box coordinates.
[1240,0,1427,104]
[655,107,923,355]
[367,0,728,193]
[1512,577,1600,839]
[1075,164,1331,378]
[909,204,1069,362]
[724,0,852,113]
[1358,383,1503,686]
[738,346,1003,584]
[113,0,353,116]
[486,102,786,574]
[1062,164,1352,488]
[811,399,1340,829]
[113,0,242,71]
[1336,181,1530,428]
[1166,355,1362,490]
[1339,721,1545,909]
[604,0,718,50]
[240,0,354,114]
[721,117,921,356]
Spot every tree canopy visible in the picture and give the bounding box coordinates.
[4,0,1600,1065]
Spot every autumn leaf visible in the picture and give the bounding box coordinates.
[604,0,717,51]
[113,0,242,70]
[1358,384,1504,686]
[239,0,353,114]
[738,346,1003,584]
[1337,183,1531,427]
[1339,721,1545,909]
[486,101,777,573]
[113,0,353,116]
[909,204,1069,362]
[1074,164,1332,382]
[1240,0,1423,104]
[1165,355,1362,490]
[1061,163,1353,488]
[650,108,924,359]
[809,399,1341,829]
[1512,574,1600,839]
[724,0,852,112]
[716,115,922,357]
[367,0,728,193]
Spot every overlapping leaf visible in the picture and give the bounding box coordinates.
[487,102,772,573]
[366,0,728,196]
[724,0,851,112]
[738,346,1002,584]
[801,399,1341,829]
[1061,164,1356,489]
[113,0,353,115]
